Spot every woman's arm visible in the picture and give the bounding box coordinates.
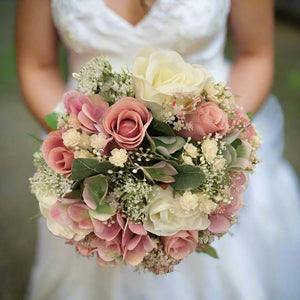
[227,0,274,114]
[15,0,65,130]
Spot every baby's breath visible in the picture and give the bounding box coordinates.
[29,152,74,198]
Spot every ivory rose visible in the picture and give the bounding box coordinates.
[103,97,152,150]
[132,46,213,120]
[162,230,198,260]
[42,130,74,176]
[63,90,109,133]
[180,102,229,141]
[144,186,210,236]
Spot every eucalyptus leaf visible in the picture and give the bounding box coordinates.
[147,119,175,137]
[246,112,253,120]
[236,140,251,159]
[231,139,242,149]
[221,128,244,144]
[71,159,117,181]
[221,144,237,166]
[198,245,219,259]
[84,174,108,204]
[144,161,178,183]
[171,164,205,190]
[27,133,43,144]
[89,202,115,221]
[152,136,186,157]
[45,112,59,130]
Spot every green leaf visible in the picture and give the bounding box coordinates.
[235,140,251,159]
[143,161,178,183]
[198,245,219,259]
[84,174,108,204]
[152,136,186,157]
[45,112,59,130]
[171,164,205,190]
[71,159,117,181]
[89,202,115,221]
[27,133,43,144]
[147,119,175,137]
[231,139,242,149]
[246,112,253,120]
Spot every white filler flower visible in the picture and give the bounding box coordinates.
[109,148,128,167]
[184,143,198,158]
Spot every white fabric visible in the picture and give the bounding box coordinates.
[27,1,300,299]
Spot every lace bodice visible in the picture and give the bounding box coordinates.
[51,0,231,85]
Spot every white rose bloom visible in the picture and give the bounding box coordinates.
[78,132,91,149]
[144,186,210,236]
[90,133,107,150]
[201,139,218,163]
[184,143,198,158]
[181,154,194,165]
[198,194,218,214]
[62,129,81,148]
[213,157,227,171]
[35,190,58,208]
[109,148,128,167]
[39,203,85,241]
[132,46,214,120]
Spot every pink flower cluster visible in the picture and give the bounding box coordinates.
[208,171,248,234]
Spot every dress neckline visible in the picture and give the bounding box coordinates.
[100,0,159,29]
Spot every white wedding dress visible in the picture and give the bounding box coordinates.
[27,1,300,299]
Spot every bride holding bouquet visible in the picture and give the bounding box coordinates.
[16,0,300,299]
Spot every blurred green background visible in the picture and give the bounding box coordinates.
[0,1,299,299]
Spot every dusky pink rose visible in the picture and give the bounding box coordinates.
[229,108,251,129]
[64,91,109,133]
[42,130,74,176]
[122,221,155,266]
[50,200,93,238]
[209,171,248,234]
[180,102,229,141]
[162,230,198,260]
[103,97,153,150]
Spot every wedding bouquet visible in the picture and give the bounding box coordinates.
[30,47,261,274]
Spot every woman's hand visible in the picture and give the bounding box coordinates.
[228,0,274,114]
[15,0,65,131]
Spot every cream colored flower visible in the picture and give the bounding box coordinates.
[181,154,194,165]
[250,135,261,148]
[109,148,128,167]
[132,46,214,120]
[213,157,227,171]
[198,194,217,214]
[78,132,91,149]
[201,139,218,163]
[74,149,94,159]
[90,133,107,150]
[179,192,199,211]
[184,143,198,158]
[62,129,81,148]
[144,186,210,236]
